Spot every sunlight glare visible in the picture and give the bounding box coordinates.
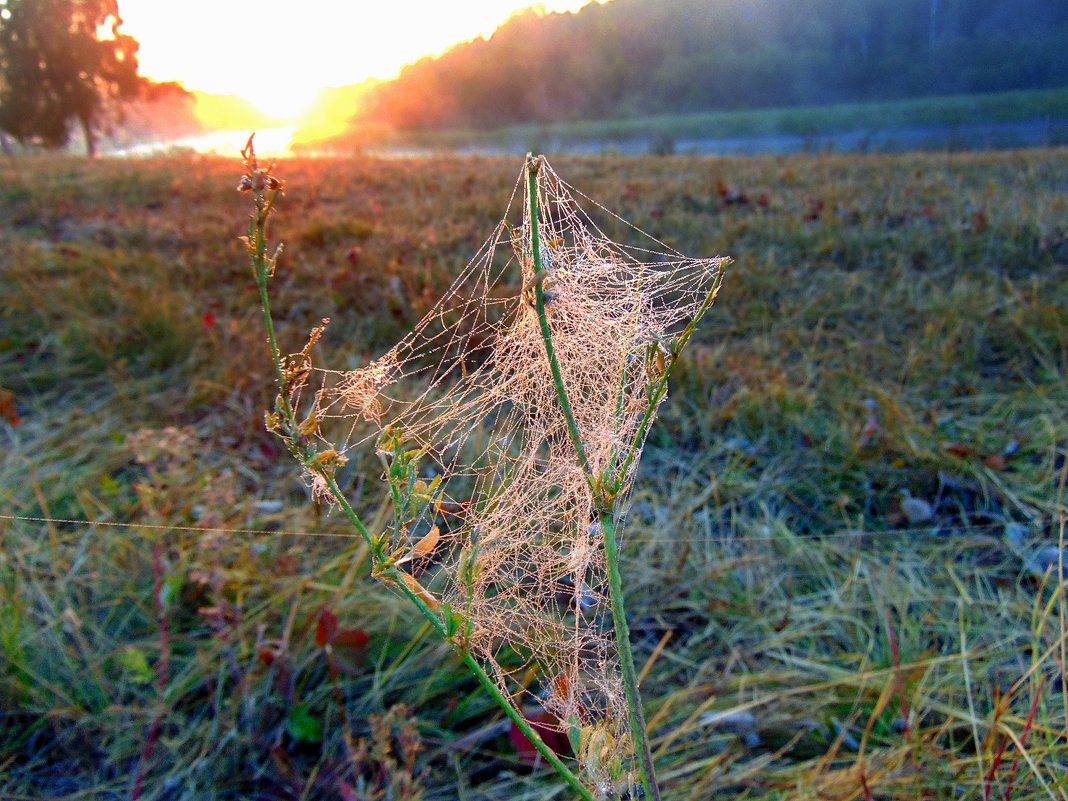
[118,1,599,124]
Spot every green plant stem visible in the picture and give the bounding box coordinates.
[324,479,596,801]
[248,166,594,801]
[611,267,725,492]
[526,155,592,478]
[457,651,595,801]
[526,153,661,801]
[599,509,659,801]
[251,189,288,404]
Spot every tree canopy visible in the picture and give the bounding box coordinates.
[0,0,147,155]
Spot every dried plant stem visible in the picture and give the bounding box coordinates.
[526,154,662,801]
[244,142,594,801]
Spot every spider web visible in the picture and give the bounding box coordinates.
[300,158,725,791]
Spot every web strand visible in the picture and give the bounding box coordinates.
[0,514,1013,544]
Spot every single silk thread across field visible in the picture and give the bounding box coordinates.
[0,514,1015,544]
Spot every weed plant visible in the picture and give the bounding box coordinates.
[0,148,1066,799]
[242,140,729,798]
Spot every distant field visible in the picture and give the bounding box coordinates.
[316,88,1068,155]
[1,149,1066,799]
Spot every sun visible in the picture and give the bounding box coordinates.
[117,1,601,124]
[241,83,323,122]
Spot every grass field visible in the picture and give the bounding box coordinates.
[1,148,1067,800]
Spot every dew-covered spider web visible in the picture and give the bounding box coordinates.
[294,157,725,791]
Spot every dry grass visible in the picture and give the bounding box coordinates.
[1,149,1066,800]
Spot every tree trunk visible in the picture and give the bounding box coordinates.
[79,113,98,158]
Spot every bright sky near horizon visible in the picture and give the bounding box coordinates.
[119,1,599,120]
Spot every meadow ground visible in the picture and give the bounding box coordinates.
[1,149,1066,800]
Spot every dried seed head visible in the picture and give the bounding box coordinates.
[237,170,282,193]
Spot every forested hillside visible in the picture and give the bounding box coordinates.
[353,0,1068,130]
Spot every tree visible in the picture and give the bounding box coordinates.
[0,0,146,156]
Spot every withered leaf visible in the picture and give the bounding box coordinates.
[411,525,441,559]
[399,571,439,608]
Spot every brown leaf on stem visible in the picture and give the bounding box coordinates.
[983,453,1007,471]
[411,525,441,559]
[332,628,370,648]
[942,441,977,458]
[316,608,369,649]
[0,388,19,426]
[316,609,338,647]
[509,706,572,763]
[399,572,439,608]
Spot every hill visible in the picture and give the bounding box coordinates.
[344,0,1068,134]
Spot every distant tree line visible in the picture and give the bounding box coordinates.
[355,0,1068,130]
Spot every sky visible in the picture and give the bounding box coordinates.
[118,1,599,120]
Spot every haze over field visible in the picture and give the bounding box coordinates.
[112,0,599,138]
[56,0,1068,154]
